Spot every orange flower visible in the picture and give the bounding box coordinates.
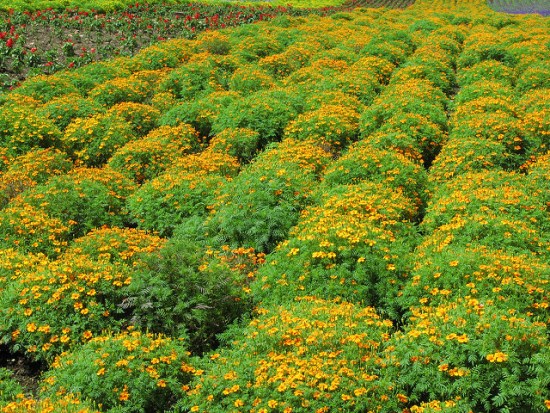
[486,352,508,363]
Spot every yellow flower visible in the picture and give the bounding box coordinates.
[234,399,244,407]
[486,352,508,363]
[268,400,278,408]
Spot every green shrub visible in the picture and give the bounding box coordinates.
[67,61,131,95]
[322,141,429,209]
[211,88,301,147]
[196,31,231,56]
[108,124,201,184]
[258,43,315,79]
[128,39,192,70]
[208,128,261,164]
[37,93,104,131]
[159,91,241,138]
[0,106,62,158]
[205,139,331,253]
[252,182,417,316]
[386,301,549,412]
[428,138,511,184]
[40,331,194,413]
[159,53,240,100]
[65,227,166,267]
[127,169,229,238]
[0,394,100,412]
[61,113,136,167]
[398,243,549,319]
[106,102,160,137]
[0,148,73,208]
[391,58,456,94]
[13,167,136,239]
[421,171,549,256]
[126,237,253,353]
[228,65,276,94]
[0,252,132,362]
[451,112,525,155]
[13,74,80,103]
[457,60,515,87]
[284,104,360,149]
[88,76,149,107]
[452,80,513,107]
[375,113,448,165]
[0,205,69,257]
[183,297,395,413]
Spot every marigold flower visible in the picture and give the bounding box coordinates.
[486,351,508,363]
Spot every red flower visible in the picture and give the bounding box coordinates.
[6,38,14,48]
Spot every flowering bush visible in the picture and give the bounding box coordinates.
[1,394,99,413]
[0,148,72,208]
[385,300,550,412]
[65,227,166,267]
[284,104,360,149]
[0,252,132,362]
[208,128,261,164]
[0,205,69,256]
[12,167,136,239]
[205,138,331,253]
[183,297,395,413]
[108,124,201,184]
[0,105,61,158]
[211,88,302,146]
[40,331,195,413]
[106,102,160,137]
[61,113,136,167]
[159,91,240,138]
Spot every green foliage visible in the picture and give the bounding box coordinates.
[386,300,550,413]
[0,148,73,208]
[0,106,62,158]
[159,91,241,138]
[68,62,131,96]
[88,75,150,107]
[205,138,331,253]
[12,75,80,103]
[322,141,429,209]
[127,168,230,237]
[0,205,69,257]
[106,102,161,137]
[37,93,105,131]
[457,60,515,87]
[284,104,360,149]
[0,368,24,406]
[421,171,549,257]
[211,88,302,146]
[208,128,261,164]
[125,235,253,354]
[252,182,417,316]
